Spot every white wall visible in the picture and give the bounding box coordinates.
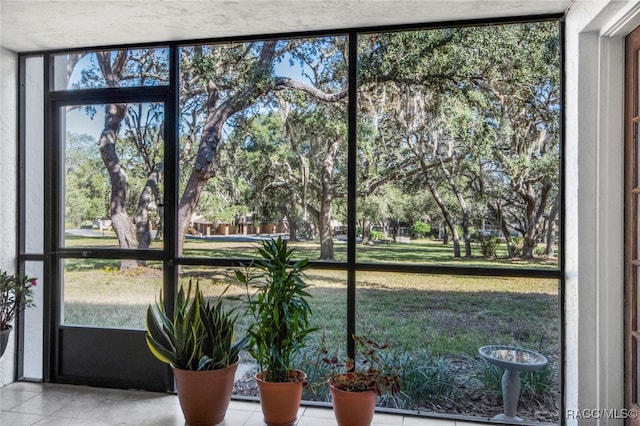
[565,1,640,424]
[0,46,19,386]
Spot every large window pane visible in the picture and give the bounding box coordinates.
[61,103,165,251]
[62,259,163,329]
[52,48,169,90]
[356,23,560,269]
[178,36,348,261]
[355,271,559,421]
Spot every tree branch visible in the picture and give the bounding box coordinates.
[273,77,347,103]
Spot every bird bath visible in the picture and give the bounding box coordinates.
[479,345,548,422]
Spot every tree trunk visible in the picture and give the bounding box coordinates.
[288,213,297,241]
[98,103,138,269]
[136,162,164,250]
[361,218,372,245]
[438,158,471,256]
[488,201,515,257]
[318,138,340,260]
[545,197,559,257]
[426,180,460,257]
[178,171,207,256]
[178,100,236,255]
[518,178,551,259]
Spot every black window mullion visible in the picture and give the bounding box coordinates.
[347,31,358,360]
[43,53,59,383]
[49,86,170,105]
[163,44,179,321]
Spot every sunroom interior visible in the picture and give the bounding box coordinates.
[0,1,638,425]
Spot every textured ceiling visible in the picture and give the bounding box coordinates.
[0,0,572,53]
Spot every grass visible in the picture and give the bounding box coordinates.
[63,264,558,357]
[60,235,560,414]
[64,231,559,269]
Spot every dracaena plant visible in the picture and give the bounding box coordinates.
[236,236,317,382]
[324,335,401,396]
[145,280,248,371]
[0,270,37,331]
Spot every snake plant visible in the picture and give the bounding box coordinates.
[145,280,248,371]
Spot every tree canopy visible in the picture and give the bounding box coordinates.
[61,21,560,263]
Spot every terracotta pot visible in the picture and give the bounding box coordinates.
[172,360,238,426]
[329,374,377,426]
[255,370,306,426]
[0,326,12,358]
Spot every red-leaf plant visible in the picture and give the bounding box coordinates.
[323,335,401,396]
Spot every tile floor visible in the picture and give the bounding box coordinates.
[0,381,484,426]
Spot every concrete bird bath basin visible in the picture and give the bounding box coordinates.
[479,345,548,422]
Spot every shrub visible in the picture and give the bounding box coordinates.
[511,237,524,257]
[370,229,384,240]
[534,245,548,258]
[480,236,499,257]
[411,221,431,239]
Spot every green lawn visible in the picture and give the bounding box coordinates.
[64,231,559,269]
[61,240,559,417]
[62,235,559,356]
[62,263,558,358]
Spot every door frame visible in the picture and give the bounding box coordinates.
[43,59,178,390]
[625,24,640,424]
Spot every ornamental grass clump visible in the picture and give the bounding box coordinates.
[0,269,37,331]
[324,335,401,397]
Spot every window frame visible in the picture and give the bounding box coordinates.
[17,13,566,420]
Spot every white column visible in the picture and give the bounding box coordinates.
[0,46,19,386]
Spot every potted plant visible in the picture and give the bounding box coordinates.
[236,236,317,426]
[145,280,248,426]
[324,335,401,426]
[0,269,36,358]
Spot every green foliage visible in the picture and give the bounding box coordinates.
[292,338,462,409]
[65,132,109,227]
[521,364,555,399]
[480,235,499,258]
[370,229,384,240]
[479,359,555,400]
[0,270,37,330]
[478,362,503,397]
[79,220,95,229]
[145,280,247,370]
[534,245,548,258]
[511,237,524,257]
[393,349,456,409]
[411,221,431,239]
[291,338,340,401]
[236,237,317,382]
